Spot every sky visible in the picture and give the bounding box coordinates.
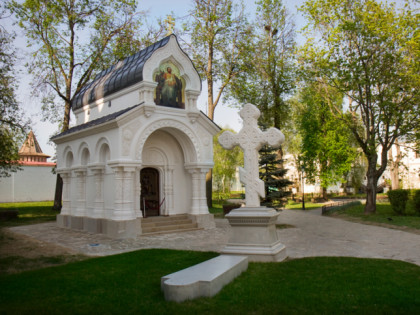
[5,0,409,157]
[2,0,308,157]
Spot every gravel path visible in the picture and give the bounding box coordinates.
[8,209,420,266]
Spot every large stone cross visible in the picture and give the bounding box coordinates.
[218,103,285,208]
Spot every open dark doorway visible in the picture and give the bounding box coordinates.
[140,168,160,217]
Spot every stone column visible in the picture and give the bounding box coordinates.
[197,169,209,213]
[185,90,200,111]
[186,167,211,215]
[163,167,174,216]
[187,169,201,215]
[90,165,105,218]
[111,166,124,220]
[110,165,136,221]
[59,170,72,215]
[135,169,142,218]
[73,167,87,217]
[122,167,135,218]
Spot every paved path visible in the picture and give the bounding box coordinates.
[8,209,420,266]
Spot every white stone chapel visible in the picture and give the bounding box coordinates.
[52,35,220,238]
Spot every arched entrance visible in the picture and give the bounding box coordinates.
[140,168,160,217]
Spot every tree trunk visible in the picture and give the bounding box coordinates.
[52,174,63,211]
[364,158,378,214]
[322,187,327,201]
[206,169,213,208]
[388,141,401,190]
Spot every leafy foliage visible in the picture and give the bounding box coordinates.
[296,81,357,197]
[229,0,296,130]
[299,0,420,213]
[0,9,29,177]
[388,189,409,215]
[414,189,420,215]
[7,0,149,131]
[259,145,292,207]
[213,130,243,199]
[183,0,252,120]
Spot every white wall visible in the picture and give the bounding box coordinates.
[0,165,56,202]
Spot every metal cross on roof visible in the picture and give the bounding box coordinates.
[165,15,175,36]
[218,103,285,208]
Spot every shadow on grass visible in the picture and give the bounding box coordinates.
[0,201,57,227]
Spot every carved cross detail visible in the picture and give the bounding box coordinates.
[218,103,285,207]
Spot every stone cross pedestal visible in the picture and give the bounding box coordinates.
[218,103,287,262]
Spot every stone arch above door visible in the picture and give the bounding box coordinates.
[134,119,200,163]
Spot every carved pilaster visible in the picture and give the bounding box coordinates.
[139,81,158,117]
[186,166,211,215]
[90,165,105,218]
[197,170,208,213]
[112,166,124,219]
[135,170,142,218]
[123,168,135,214]
[185,89,200,111]
[110,164,137,221]
[73,167,87,217]
[58,170,72,215]
[163,167,174,216]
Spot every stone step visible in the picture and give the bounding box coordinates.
[141,227,203,236]
[141,214,199,235]
[161,255,249,302]
[142,223,199,234]
[141,219,193,228]
[142,214,189,222]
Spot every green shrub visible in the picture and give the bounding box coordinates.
[387,189,409,215]
[413,189,420,215]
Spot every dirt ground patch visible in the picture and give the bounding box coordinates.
[0,228,87,275]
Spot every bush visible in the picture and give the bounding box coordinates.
[387,189,409,215]
[413,190,420,215]
[223,203,242,215]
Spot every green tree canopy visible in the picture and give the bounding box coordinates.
[0,8,29,177]
[259,144,292,207]
[296,81,358,199]
[229,0,296,131]
[213,129,243,199]
[8,0,148,132]
[183,0,252,120]
[299,0,419,213]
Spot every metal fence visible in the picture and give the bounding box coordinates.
[321,200,362,215]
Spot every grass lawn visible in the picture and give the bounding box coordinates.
[211,199,327,214]
[0,249,420,314]
[328,202,420,232]
[209,199,225,218]
[285,200,327,210]
[0,201,57,227]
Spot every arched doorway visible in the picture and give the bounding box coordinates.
[140,168,160,217]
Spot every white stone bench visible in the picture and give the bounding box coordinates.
[161,255,248,302]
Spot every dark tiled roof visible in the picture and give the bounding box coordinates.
[72,36,171,110]
[51,104,141,140]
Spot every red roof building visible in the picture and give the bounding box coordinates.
[18,131,55,166]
